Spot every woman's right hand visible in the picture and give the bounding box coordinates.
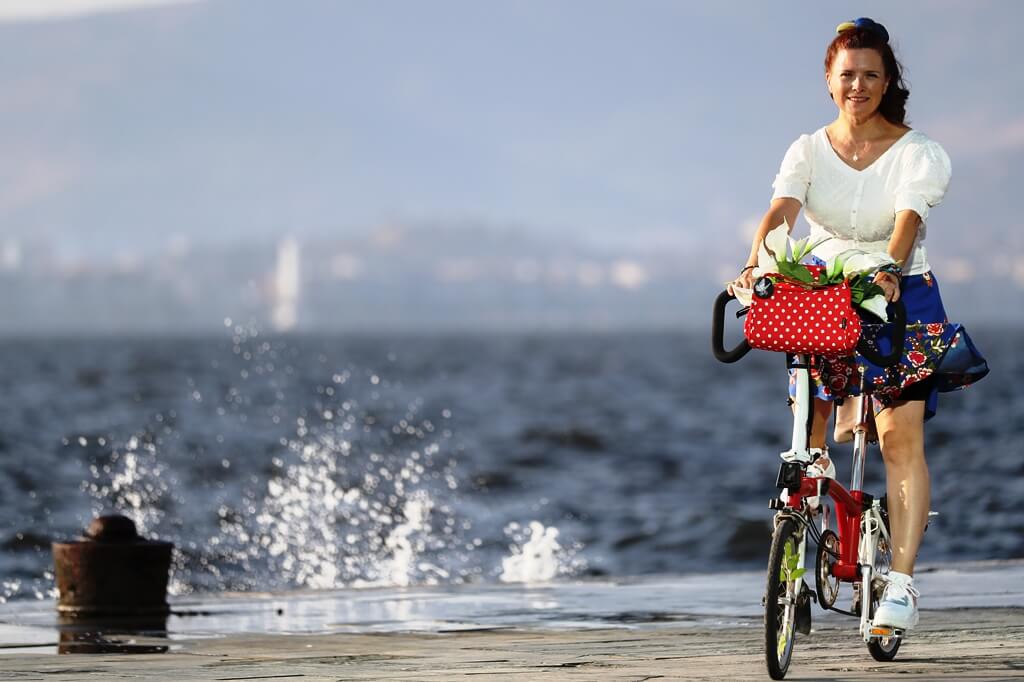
[727,266,756,296]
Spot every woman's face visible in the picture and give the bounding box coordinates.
[826,48,889,120]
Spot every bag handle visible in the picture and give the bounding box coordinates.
[856,300,907,367]
[764,272,844,291]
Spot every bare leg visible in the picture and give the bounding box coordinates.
[790,398,832,450]
[810,398,831,451]
[874,400,929,575]
[787,398,834,472]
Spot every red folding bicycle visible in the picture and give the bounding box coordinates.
[712,290,909,680]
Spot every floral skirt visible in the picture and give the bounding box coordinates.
[788,270,989,421]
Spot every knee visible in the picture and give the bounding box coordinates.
[878,428,924,466]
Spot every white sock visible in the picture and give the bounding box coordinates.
[889,570,913,585]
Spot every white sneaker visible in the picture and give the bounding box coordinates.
[805,448,835,509]
[873,571,920,630]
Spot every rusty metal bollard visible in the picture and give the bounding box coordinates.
[52,515,173,617]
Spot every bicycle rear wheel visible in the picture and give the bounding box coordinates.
[765,517,804,679]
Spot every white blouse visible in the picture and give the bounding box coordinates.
[771,128,952,276]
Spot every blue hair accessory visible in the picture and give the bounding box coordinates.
[836,17,889,43]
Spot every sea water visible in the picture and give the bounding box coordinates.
[0,327,1019,604]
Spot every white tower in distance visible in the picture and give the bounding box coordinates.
[272,236,300,332]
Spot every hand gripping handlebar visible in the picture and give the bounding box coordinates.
[711,291,907,367]
[711,291,752,363]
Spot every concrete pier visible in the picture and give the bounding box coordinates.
[0,606,1022,680]
[2,561,1023,680]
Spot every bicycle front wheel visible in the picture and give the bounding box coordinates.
[866,531,902,661]
[765,516,804,680]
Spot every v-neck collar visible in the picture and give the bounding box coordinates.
[822,128,915,173]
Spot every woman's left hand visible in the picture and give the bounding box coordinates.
[873,271,901,302]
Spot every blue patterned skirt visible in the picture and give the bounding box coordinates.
[788,270,989,420]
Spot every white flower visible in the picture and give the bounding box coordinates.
[791,235,832,262]
[842,252,896,279]
[798,233,831,260]
[826,249,859,280]
[757,241,778,274]
[860,294,889,322]
[763,221,791,262]
[790,236,809,262]
[759,221,832,271]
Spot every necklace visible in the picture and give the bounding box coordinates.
[850,138,870,162]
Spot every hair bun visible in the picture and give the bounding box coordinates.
[835,17,889,43]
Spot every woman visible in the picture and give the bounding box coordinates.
[729,18,987,631]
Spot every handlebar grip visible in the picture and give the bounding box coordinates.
[712,291,752,363]
[856,299,907,367]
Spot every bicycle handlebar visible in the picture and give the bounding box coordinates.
[711,290,752,363]
[712,290,907,367]
[855,299,907,368]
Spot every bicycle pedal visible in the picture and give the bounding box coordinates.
[868,625,903,638]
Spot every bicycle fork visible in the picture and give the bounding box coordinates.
[858,504,893,640]
[776,354,815,600]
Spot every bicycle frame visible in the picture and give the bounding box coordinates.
[711,291,910,675]
[783,353,894,641]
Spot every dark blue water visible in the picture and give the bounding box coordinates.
[0,327,1019,602]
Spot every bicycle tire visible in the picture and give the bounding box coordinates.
[765,517,803,679]
[867,630,901,661]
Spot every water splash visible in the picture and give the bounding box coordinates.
[1,579,21,604]
[500,521,586,583]
[181,327,472,592]
[81,435,168,537]
[376,492,451,587]
[57,327,588,600]
[257,417,461,583]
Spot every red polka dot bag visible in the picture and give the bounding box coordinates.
[743,266,862,357]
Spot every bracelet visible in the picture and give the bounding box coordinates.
[877,263,902,278]
[875,270,900,285]
[740,265,756,273]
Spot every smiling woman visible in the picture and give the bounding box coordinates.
[728,16,989,639]
[827,51,893,161]
[825,18,910,135]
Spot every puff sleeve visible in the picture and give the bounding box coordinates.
[893,140,952,223]
[771,134,813,204]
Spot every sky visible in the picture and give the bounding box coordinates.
[0,0,197,22]
[0,0,1022,282]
